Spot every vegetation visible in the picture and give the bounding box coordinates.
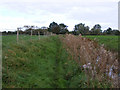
[73,23,90,35]
[61,34,118,88]
[2,35,88,88]
[84,35,119,52]
[2,34,118,88]
[1,22,120,35]
[90,24,102,35]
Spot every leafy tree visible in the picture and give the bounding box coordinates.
[24,25,35,35]
[48,22,60,34]
[74,23,90,35]
[19,30,24,34]
[75,23,85,35]
[2,31,7,35]
[112,30,120,35]
[39,26,48,35]
[84,26,90,35]
[8,31,13,35]
[59,23,69,34]
[41,26,48,30]
[106,27,112,35]
[103,28,120,35]
[91,24,102,35]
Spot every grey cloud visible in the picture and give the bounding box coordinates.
[0,0,118,30]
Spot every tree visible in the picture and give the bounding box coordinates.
[84,26,90,35]
[91,24,102,35]
[59,23,69,34]
[75,23,85,35]
[112,29,120,35]
[8,31,13,35]
[40,26,48,35]
[41,26,48,30]
[74,23,90,35]
[48,22,60,34]
[106,27,112,35]
[24,25,35,35]
[19,30,24,34]
[2,31,7,35]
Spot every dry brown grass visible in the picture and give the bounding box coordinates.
[60,34,119,88]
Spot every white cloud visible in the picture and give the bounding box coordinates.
[0,0,118,31]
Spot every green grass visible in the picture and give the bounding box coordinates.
[2,35,112,88]
[2,35,83,88]
[83,35,119,52]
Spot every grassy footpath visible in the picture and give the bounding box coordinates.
[2,35,87,88]
[83,35,119,52]
[2,35,112,88]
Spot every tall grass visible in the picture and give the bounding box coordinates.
[2,35,89,88]
[2,35,58,88]
[61,34,119,88]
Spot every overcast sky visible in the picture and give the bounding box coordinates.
[0,0,119,31]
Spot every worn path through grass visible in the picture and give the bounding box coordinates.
[2,35,114,88]
[2,35,87,88]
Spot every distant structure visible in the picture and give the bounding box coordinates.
[118,1,120,31]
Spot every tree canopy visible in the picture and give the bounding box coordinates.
[73,23,90,35]
[2,22,120,35]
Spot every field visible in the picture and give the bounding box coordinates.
[84,35,119,52]
[2,35,119,88]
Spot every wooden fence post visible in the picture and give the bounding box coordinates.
[17,28,19,43]
[38,31,40,40]
[30,29,33,41]
[31,29,32,36]
[44,32,45,36]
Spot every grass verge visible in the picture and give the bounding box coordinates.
[2,35,113,88]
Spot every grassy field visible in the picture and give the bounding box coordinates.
[2,35,117,88]
[83,35,119,52]
[2,35,89,88]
